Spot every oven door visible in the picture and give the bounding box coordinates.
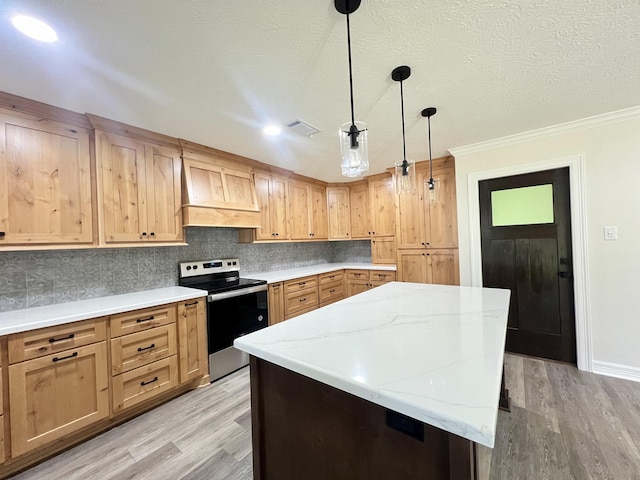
[207,285,268,381]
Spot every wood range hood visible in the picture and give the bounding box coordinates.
[180,140,262,228]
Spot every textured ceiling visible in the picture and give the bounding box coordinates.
[1,1,639,182]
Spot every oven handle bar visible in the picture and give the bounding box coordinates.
[207,284,268,302]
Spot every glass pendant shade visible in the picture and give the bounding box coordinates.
[395,158,416,194]
[340,121,369,177]
[427,177,440,203]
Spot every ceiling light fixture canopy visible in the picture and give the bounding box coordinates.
[422,107,440,202]
[393,65,415,194]
[335,0,369,178]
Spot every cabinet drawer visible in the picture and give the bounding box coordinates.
[370,271,396,282]
[346,270,369,281]
[110,304,176,337]
[285,288,318,316]
[319,271,343,285]
[112,356,178,413]
[284,276,318,294]
[111,324,177,375]
[319,280,345,304]
[285,305,316,320]
[8,317,107,364]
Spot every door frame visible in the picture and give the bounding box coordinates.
[466,154,592,372]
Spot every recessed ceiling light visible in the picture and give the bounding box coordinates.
[11,15,58,43]
[263,125,282,136]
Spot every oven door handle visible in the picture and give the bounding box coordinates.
[207,284,268,302]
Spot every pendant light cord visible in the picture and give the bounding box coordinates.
[400,80,407,162]
[428,115,433,182]
[346,12,355,127]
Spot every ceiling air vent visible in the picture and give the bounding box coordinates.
[286,119,320,137]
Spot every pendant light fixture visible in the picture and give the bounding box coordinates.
[421,107,440,202]
[335,0,369,178]
[392,65,416,194]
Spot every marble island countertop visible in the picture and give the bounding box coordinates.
[0,286,208,336]
[234,281,510,448]
[249,262,396,284]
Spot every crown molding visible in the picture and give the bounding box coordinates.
[449,105,640,157]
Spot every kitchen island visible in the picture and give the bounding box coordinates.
[234,282,510,480]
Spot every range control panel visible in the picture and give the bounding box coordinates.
[179,258,240,278]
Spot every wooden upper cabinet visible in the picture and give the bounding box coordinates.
[0,108,93,245]
[289,180,327,240]
[310,185,328,240]
[349,181,370,239]
[96,130,183,243]
[428,167,458,248]
[254,171,289,240]
[369,176,395,237]
[396,160,458,250]
[289,180,310,240]
[327,187,351,240]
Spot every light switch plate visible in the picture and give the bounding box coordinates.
[603,226,618,240]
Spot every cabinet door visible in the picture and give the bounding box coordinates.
[177,299,208,383]
[349,182,370,239]
[310,185,328,239]
[347,280,370,297]
[396,173,427,249]
[369,177,395,236]
[397,250,429,283]
[270,175,289,239]
[268,283,285,325]
[254,172,273,241]
[0,111,93,245]
[428,168,458,248]
[428,249,459,286]
[289,180,310,240]
[9,343,109,457]
[371,236,396,264]
[97,131,148,242]
[327,187,351,240]
[144,144,183,242]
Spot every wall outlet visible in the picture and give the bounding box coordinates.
[603,226,618,240]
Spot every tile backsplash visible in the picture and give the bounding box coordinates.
[0,228,371,312]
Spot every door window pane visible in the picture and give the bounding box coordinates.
[491,184,554,226]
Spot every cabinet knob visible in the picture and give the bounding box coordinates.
[275,233,279,236]
[0,231,5,239]
[150,232,155,237]
[141,232,147,237]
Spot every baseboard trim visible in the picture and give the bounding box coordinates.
[592,360,640,383]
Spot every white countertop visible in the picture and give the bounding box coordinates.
[0,287,208,336]
[250,263,396,283]
[234,282,510,448]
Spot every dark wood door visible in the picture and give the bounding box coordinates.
[480,168,576,363]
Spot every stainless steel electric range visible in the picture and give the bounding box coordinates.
[178,258,268,382]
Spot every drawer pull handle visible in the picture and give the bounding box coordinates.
[137,316,155,323]
[137,343,156,352]
[184,301,199,307]
[329,289,336,293]
[49,333,75,343]
[299,298,307,302]
[141,376,159,386]
[52,352,78,363]
[299,282,306,285]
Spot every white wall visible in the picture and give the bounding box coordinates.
[451,109,640,379]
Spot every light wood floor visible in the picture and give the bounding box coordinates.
[10,355,640,480]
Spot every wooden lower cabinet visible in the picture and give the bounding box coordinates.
[177,299,208,383]
[112,356,178,413]
[0,298,207,473]
[345,269,396,297]
[8,342,109,457]
[397,249,459,285]
[268,283,285,325]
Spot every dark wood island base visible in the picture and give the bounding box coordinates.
[249,356,478,480]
